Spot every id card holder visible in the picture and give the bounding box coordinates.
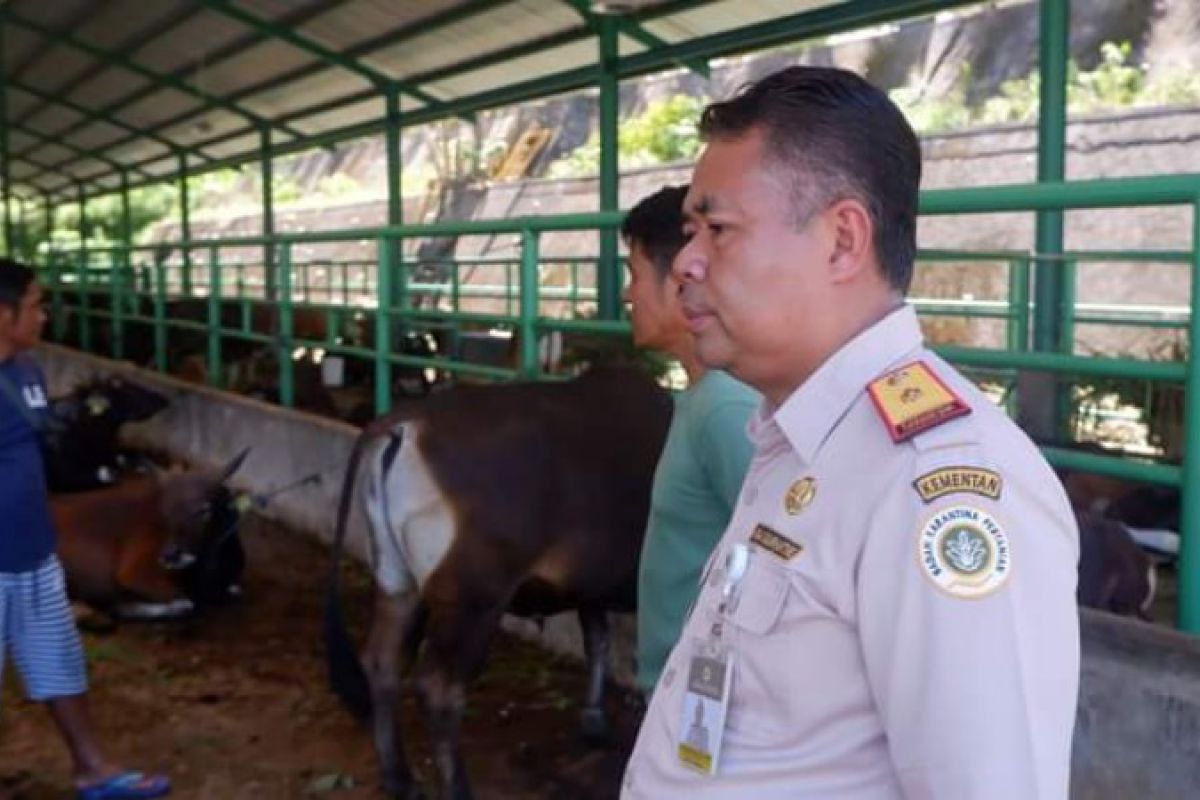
[676,638,734,775]
[675,542,747,775]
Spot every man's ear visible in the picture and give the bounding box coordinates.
[825,198,875,285]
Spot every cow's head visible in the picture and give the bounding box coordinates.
[44,376,170,491]
[91,375,169,423]
[58,375,169,426]
[158,449,253,596]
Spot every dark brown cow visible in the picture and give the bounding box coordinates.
[1075,511,1157,619]
[53,450,250,620]
[44,375,170,492]
[325,364,672,800]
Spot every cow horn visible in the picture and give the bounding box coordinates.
[217,447,252,483]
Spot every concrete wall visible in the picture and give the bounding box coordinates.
[36,345,1200,795]
[1074,609,1200,799]
[35,342,638,685]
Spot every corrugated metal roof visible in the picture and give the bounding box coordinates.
[0,0,966,201]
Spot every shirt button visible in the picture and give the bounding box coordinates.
[743,487,759,505]
[662,667,676,688]
[624,769,635,789]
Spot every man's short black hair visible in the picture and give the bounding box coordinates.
[621,185,689,281]
[699,66,921,294]
[0,256,36,314]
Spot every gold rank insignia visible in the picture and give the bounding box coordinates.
[867,360,971,443]
[750,524,803,561]
[784,477,817,515]
[913,466,1002,504]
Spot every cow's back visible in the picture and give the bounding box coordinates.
[52,475,163,606]
[415,366,672,610]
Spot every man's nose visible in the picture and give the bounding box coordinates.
[673,238,707,284]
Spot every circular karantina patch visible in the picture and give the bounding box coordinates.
[918,504,1011,599]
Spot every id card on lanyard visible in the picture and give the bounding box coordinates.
[677,542,749,775]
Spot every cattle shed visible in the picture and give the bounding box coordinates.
[3,0,1200,794]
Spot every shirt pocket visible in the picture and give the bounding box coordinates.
[724,550,790,635]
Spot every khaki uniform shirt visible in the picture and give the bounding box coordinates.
[623,305,1080,799]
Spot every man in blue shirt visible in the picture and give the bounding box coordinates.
[0,257,170,800]
[622,188,759,694]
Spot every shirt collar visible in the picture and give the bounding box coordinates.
[770,304,925,465]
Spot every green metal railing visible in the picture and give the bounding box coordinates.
[38,173,1200,630]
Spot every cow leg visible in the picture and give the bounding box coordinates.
[415,590,506,800]
[578,606,610,743]
[363,589,424,800]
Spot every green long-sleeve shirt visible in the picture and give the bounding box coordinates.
[637,370,759,694]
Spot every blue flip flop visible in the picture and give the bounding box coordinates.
[77,771,171,800]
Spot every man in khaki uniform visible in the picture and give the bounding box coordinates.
[622,66,1080,799]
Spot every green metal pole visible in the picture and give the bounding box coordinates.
[50,252,64,341]
[519,228,540,378]
[261,126,276,300]
[375,236,393,416]
[115,172,132,360]
[120,172,132,254]
[597,15,620,321]
[77,184,91,351]
[110,237,124,361]
[385,86,403,228]
[153,256,166,373]
[278,241,294,408]
[0,18,11,257]
[384,84,405,335]
[207,245,222,388]
[1032,0,1069,437]
[43,193,53,260]
[178,151,193,295]
[1004,257,1031,418]
[14,199,25,261]
[1178,198,1200,632]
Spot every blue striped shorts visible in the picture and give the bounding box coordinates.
[0,556,88,702]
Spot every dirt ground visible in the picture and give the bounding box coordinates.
[0,516,642,800]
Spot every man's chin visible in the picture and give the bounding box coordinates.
[695,338,735,371]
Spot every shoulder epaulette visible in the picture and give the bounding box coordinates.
[866,360,971,443]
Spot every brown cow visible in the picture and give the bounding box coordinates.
[52,450,250,620]
[1075,511,1157,619]
[325,364,672,800]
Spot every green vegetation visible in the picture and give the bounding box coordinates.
[893,41,1200,134]
[548,94,706,178]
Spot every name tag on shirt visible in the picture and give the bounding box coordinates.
[677,642,734,775]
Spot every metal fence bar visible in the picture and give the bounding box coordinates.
[1178,198,1200,630]
[375,236,393,416]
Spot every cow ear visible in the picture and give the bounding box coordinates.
[217,447,252,483]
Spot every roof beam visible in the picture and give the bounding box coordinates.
[3,9,306,140]
[59,0,984,200]
[13,149,104,193]
[6,0,109,86]
[123,0,510,140]
[560,0,709,78]
[11,120,157,183]
[11,4,205,134]
[198,0,445,108]
[26,0,352,182]
[6,77,213,168]
[617,0,974,78]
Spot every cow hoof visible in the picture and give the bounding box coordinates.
[579,707,609,744]
[385,782,425,800]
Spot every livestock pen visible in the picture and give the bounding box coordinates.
[4,0,1200,797]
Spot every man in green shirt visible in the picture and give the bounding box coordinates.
[622,186,759,694]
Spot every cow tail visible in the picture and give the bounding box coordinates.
[324,422,397,722]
